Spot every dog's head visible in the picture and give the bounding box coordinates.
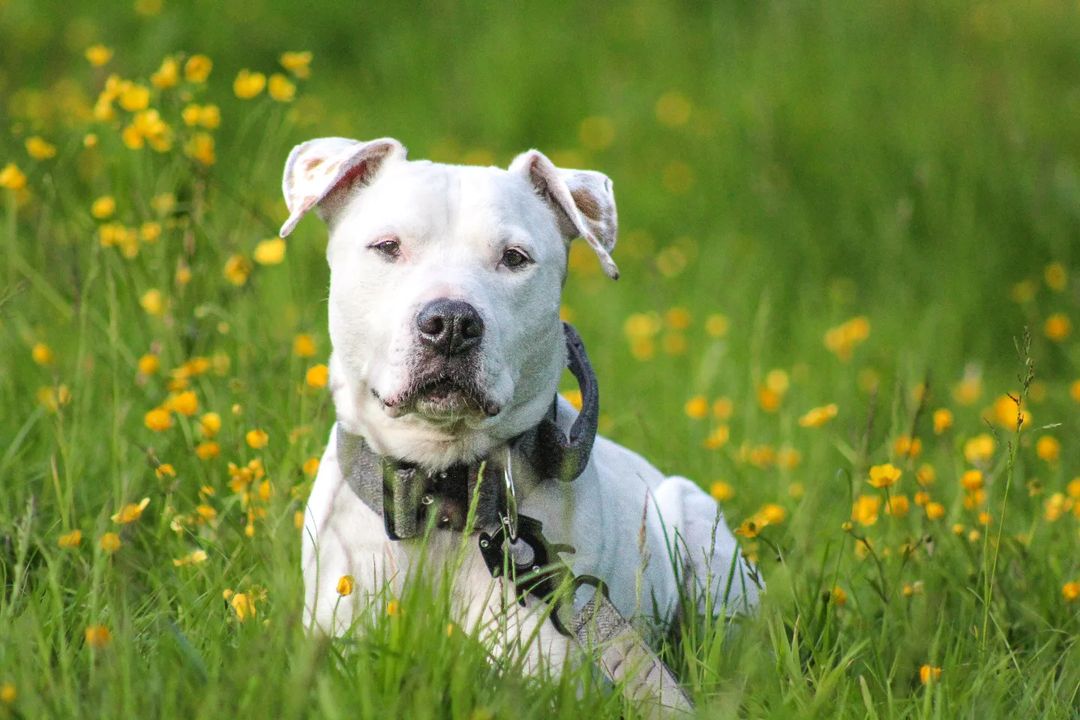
[280,137,618,467]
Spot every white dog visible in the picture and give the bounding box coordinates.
[281,137,760,706]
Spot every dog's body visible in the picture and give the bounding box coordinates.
[282,137,760,673]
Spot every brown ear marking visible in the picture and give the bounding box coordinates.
[570,188,602,221]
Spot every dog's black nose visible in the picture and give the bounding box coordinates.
[416,299,484,356]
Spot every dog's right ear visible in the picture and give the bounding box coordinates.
[280,137,406,237]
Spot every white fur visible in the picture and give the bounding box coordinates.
[286,138,761,671]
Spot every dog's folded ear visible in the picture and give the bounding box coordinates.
[280,137,406,237]
[509,150,619,280]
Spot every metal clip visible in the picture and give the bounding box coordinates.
[501,446,518,541]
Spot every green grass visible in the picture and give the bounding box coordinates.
[2,1,1080,717]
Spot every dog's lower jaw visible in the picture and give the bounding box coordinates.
[330,355,556,469]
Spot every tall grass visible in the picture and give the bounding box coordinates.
[1,1,1079,717]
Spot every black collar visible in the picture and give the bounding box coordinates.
[336,322,599,541]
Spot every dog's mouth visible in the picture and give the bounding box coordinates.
[375,373,501,420]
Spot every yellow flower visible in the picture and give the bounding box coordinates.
[709,481,734,502]
[293,334,317,358]
[1036,436,1060,463]
[173,549,208,567]
[919,665,942,685]
[778,447,802,470]
[58,529,83,548]
[280,50,313,78]
[267,73,296,102]
[31,342,54,366]
[305,364,329,389]
[0,163,28,191]
[155,464,176,479]
[118,84,150,112]
[799,403,838,428]
[932,408,953,434]
[893,435,922,459]
[1045,262,1067,291]
[111,497,150,524]
[144,407,172,432]
[989,394,1031,430]
[578,115,615,151]
[734,519,760,538]
[230,592,256,621]
[712,397,733,420]
[1044,313,1071,342]
[1067,477,1080,500]
[824,316,871,362]
[852,495,881,526]
[25,136,57,160]
[195,441,220,460]
[704,313,729,338]
[925,501,945,520]
[703,425,729,450]
[759,504,786,524]
[963,434,995,465]
[99,532,121,554]
[561,389,583,411]
[884,495,910,517]
[222,254,250,286]
[38,385,72,412]
[684,395,708,420]
[386,600,401,617]
[254,237,286,265]
[757,386,781,413]
[138,353,160,376]
[85,44,113,66]
[85,625,112,648]
[1064,581,1080,602]
[303,457,320,477]
[151,192,176,215]
[867,463,902,489]
[184,54,213,83]
[336,575,355,596]
[185,132,216,166]
[91,195,116,220]
[961,470,984,491]
[199,412,222,438]
[169,390,198,416]
[140,289,165,316]
[233,69,266,99]
[0,682,15,704]
[151,56,180,88]
[655,91,692,127]
[830,586,847,606]
[246,429,269,449]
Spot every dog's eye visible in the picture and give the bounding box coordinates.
[368,237,401,260]
[500,247,532,270]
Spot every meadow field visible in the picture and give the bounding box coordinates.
[2,1,1079,717]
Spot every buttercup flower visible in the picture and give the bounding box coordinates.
[245,429,269,449]
[0,163,28,191]
[25,136,57,160]
[184,55,213,83]
[99,532,121,554]
[684,395,708,419]
[919,665,942,685]
[111,497,150,524]
[867,463,901,489]
[58,529,83,548]
[267,74,296,102]
[799,403,838,428]
[144,407,172,431]
[254,237,286,265]
[306,364,329,389]
[233,70,266,99]
[151,56,180,88]
[280,50,313,78]
[336,575,355,596]
[31,342,54,366]
[85,44,113,66]
[932,408,953,434]
[709,481,734,501]
[85,625,112,648]
[1044,313,1071,342]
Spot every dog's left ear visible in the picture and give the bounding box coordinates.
[510,150,619,280]
[280,136,406,237]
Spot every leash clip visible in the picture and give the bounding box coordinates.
[500,446,519,541]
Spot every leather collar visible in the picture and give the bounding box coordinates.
[336,322,599,541]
